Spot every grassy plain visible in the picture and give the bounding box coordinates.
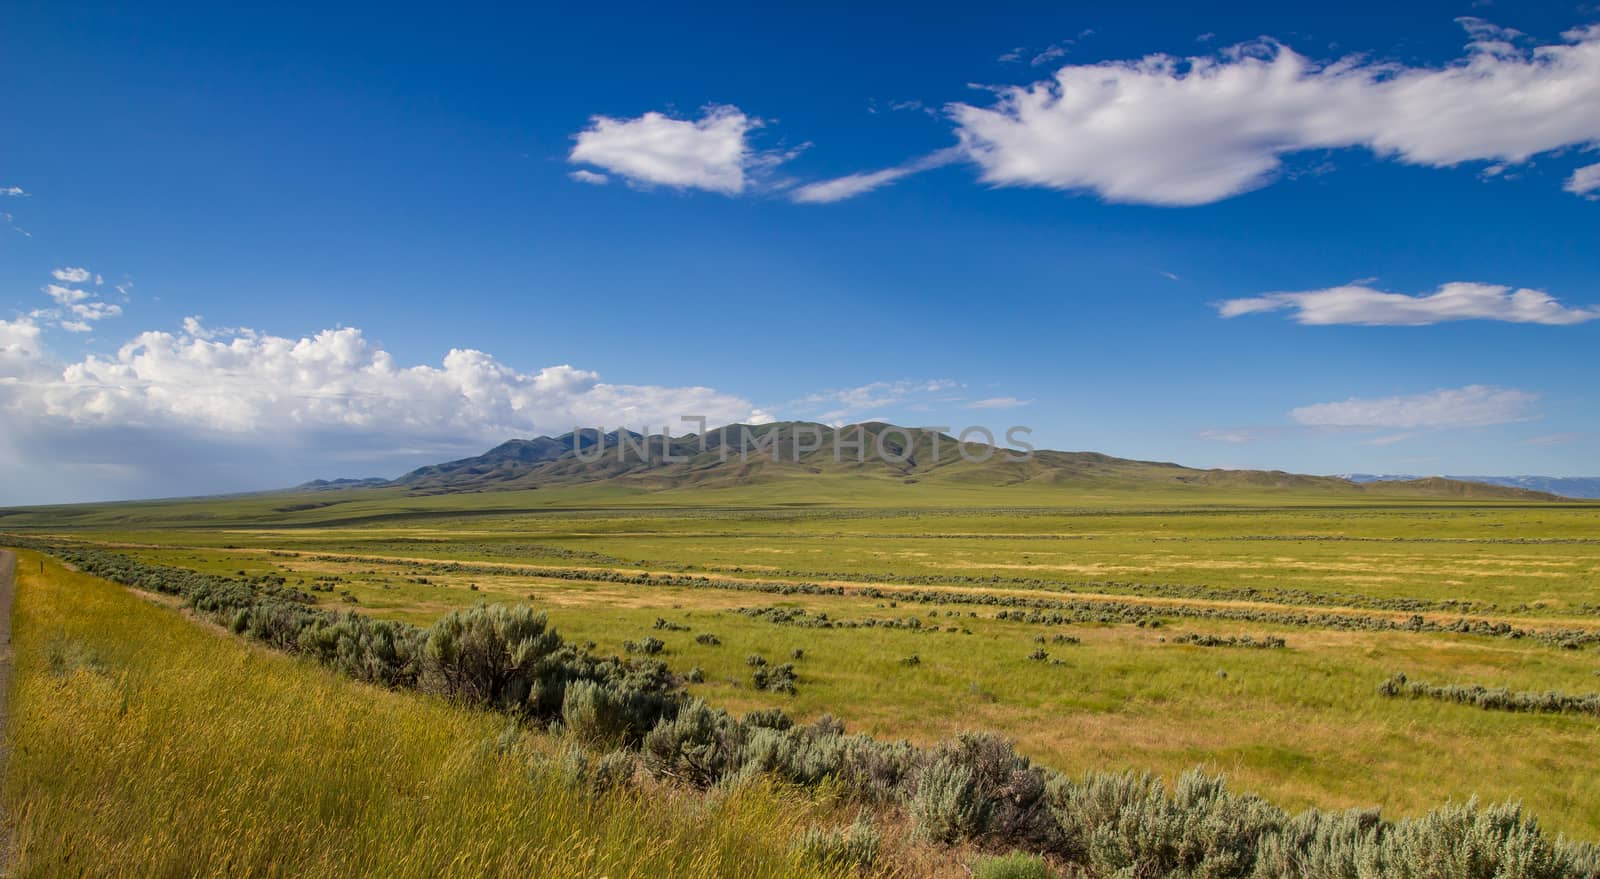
[0,550,854,878]
[6,483,1600,841]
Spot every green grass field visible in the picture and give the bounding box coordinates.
[6,483,1600,869]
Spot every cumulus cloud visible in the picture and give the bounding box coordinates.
[791,148,963,204]
[9,319,766,435]
[32,273,124,332]
[1567,161,1600,198]
[1218,281,1599,326]
[819,21,1600,206]
[1290,385,1539,429]
[569,104,790,195]
[0,317,44,376]
[52,267,92,283]
[0,319,775,502]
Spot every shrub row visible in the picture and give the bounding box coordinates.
[732,605,949,632]
[267,548,1600,651]
[640,710,1600,878]
[314,537,626,565]
[703,564,1491,615]
[1171,633,1287,649]
[986,602,1599,651]
[26,541,683,742]
[1379,673,1600,717]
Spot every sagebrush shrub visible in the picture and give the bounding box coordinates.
[753,662,797,694]
[793,813,880,871]
[623,636,665,655]
[910,758,984,843]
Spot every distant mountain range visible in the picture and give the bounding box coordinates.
[300,421,1565,501]
[1340,474,1600,499]
[296,477,390,491]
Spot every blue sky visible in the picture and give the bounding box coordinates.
[2,1,1598,502]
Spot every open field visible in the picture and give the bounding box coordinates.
[7,485,1600,850]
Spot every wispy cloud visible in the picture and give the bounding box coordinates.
[1290,385,1539,429]
[796,379,963,422]
[1218,282,1599,326]
[1,185,27,197]
[1524,432,1580,446]
[1031,44,1070,66]
[965,396,1032,410]
[568,169,609,185]
[1362,432,1419,446]
[791,148,963,204]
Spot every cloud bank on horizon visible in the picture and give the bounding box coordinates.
[569,19,1600,206]
[0,312,782,501]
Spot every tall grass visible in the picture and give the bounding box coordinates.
[1,551,849,878]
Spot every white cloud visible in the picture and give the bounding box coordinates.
[791,148,963,204]
[7,319,766,435]
[1218,281,1599,326]
[1033,45,1074,67]
[0,319,775,501]
[27,270,125,333]
[797,379,962,422]
[68,300,122,322]
[569,169,609,185]
[965,396,1031,409]
[2,210,29,237]
[0,317,44,376]
[46,284,92,306]
[1567,161,1600,198]
[945,21,1600,205]
[569,105,788,195]
[1524,432,1579,446]
[1290,385,1539,429]
[2,186,27,197]
[52,267,92,283]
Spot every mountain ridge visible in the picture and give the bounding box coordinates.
[1340,474,1600,500]
[306,421,1566,501]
